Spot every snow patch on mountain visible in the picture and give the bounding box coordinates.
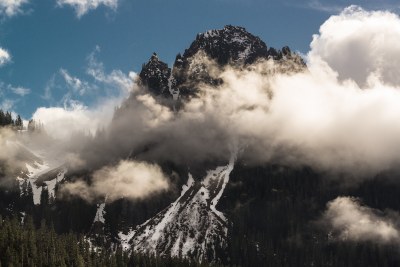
[119,158,235,261]
[19,144,67,205]
[25,162,50,205]
[94,203,106,223]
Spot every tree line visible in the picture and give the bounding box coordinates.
[0,215,224,267]
[0,108,44,132]
[0,109,22,130]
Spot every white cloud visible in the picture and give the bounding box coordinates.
[62,160,169,201]
[60,68,91,96]
[321,197,400,243]
[309,5,400,87]
[86,46,136,94]
[306,0,342,13]
[33,50,135,140]
[0,48,11,66]
[56,0,118,18]
[32,99,116,139]
[0,0,28,17]
[0,98,15,110]
[9,85,30,96]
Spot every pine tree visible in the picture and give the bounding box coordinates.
[15,115,23,130]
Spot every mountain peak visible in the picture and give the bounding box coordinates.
[139,53,171,97]
[150,52,160,62]
[188,25,269,65]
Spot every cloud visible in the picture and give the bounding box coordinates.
[0,82,30,97]
[309,5,400,87]
[34,49,136,140]
[0,0,28,17]
[56,0,118,18]
[8,85,30,96]
[0,128,43,184]
[320,197,400,243]
[0,48,11,66]
[61,160,169,202]
[306,0,342,13]
[86,46,136,94]
[60,68,92,96]
[30,5,400,205]
[32,99,116,139]
[76,6,400,180]
[0,98,15,110]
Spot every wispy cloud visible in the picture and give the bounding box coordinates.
[56,0,118,18]
[60,68,92,96]
[8,85,30,96]
[0,82,30,97]
[306,0,342,13]
[0,98,15,111]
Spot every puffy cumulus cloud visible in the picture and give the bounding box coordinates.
[310,5,400,87]
[32,99,119,140]
[0,47,11,66]
[56,0,118,18]
[0,0,28,17]
[320,197,400,243]
[61,160,169,202]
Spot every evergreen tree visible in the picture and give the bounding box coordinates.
[15,115,23,130]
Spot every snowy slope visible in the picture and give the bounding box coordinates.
[13,140,67,205]
[119,158,235,261]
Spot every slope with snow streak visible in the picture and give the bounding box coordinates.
[120,159,235,261]
[15,141,67,205]
[25,163,67,204]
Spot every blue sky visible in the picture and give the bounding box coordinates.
[0,0,398,118]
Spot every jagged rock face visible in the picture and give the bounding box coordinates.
[137,25,305,100]
[182,25,269,66]
[139,53,172,98]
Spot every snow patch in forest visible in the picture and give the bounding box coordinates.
[94,203,106,223]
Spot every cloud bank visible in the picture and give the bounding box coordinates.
[23,6,400,202]
[321,197,400,244]
[93,6,400,178]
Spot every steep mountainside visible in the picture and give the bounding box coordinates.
[120,159,234,262]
